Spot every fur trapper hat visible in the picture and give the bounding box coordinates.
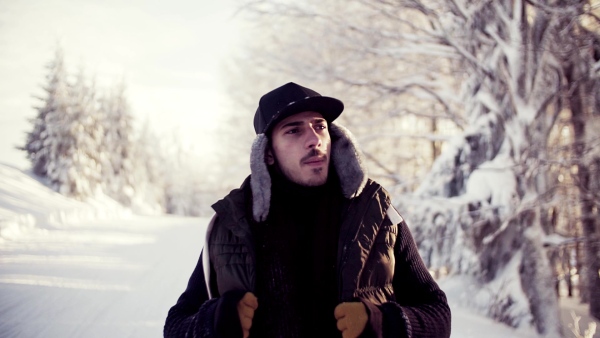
[249,122,368,222]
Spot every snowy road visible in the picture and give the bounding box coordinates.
[0,215,207,338]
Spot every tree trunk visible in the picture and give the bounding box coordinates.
[569,77,600,320]
[577,237,588,302]
[563,246,573,298]
[430,118,441,161]
[520,226,562,336]
[586,157,600,320]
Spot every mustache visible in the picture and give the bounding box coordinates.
[301,148,327,163]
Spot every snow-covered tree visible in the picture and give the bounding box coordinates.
[24,50,102,198]
[399,0,600,333]
[57,68,102,197]
[159,131,213,217]
[23,48,70,177]
[128,119,167,214]
[22,49,218,215]
[98,82,136,205]
[561,7,600,319]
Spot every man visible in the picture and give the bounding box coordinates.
[164,82,451,338]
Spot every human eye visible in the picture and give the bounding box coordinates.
[285,128,300,135]
[315,123,327,131]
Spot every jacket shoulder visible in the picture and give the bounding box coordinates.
[211,176,252,218]
[360,179,392,203]
[362,179,404,225]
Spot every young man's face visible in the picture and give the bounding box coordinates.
[267,111,332,186]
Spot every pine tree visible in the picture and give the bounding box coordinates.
[23,49,102,199]
[98,82,136,205]
[23,48,70,177]
[59,69,102,197]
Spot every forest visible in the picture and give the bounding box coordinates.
[19,0,600,337]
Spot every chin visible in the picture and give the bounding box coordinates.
[301,173,328,187]
[302,179,327,187]
[284,167,329,186]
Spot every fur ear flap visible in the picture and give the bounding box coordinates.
[250,134,271,222]
[249,123,368,222]
[330,123,368,198]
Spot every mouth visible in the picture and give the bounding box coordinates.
[302,156,327,166]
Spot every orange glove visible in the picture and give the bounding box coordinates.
[334,302,369,338]
[237,292,258,338]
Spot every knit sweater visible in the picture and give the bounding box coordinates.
[248,170,342,337]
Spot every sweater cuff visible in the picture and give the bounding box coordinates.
[360,299,383,338]
[380,302,411,338]
[214,290,247,338]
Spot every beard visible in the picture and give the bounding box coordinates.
[272,148,329,187]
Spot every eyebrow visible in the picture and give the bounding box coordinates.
[279,118,326,130]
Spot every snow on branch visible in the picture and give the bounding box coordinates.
[439,33,496,79]
[358,132,452,145]
[525,0,580,15]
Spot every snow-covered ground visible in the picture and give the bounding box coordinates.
[0,163,597,337]
[0,214,205,338]
[0,163,129,242]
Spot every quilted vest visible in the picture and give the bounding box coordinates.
[208,177,398,305]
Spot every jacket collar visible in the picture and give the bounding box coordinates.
[249,123,368,222]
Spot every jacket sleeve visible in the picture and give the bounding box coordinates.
[367,213,451,338]
[164,249,218,338]
[164,217,245,338]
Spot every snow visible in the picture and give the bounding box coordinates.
[0,163,596,337]
[475,90,500,114]
[0,163,129,242]
[0,214,205,338]
[543,233,573,247]
[451,307,538,338]
[560,297,599,338]
[463,153,517,215]
[440,254,534,329]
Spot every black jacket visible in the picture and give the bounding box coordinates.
[164,177,451,338]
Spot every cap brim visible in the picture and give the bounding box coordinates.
[265,96,344,134]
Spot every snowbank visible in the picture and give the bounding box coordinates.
[0,163,130,241]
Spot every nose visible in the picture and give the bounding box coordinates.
[305,125,322,149]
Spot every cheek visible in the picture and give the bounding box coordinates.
[273,143,297,166]
[271,141,285,161]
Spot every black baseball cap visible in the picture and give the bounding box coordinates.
[253,82,344,134]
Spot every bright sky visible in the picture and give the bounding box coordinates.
[0,0,243,169]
